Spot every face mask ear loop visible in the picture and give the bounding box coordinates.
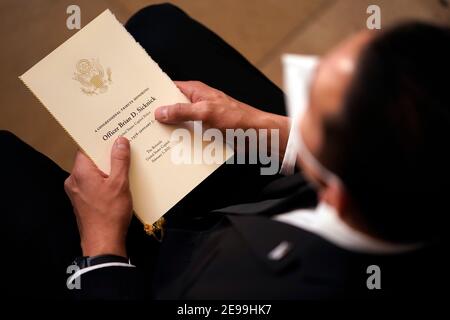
[282,54,344,189]
[296,124,343,187]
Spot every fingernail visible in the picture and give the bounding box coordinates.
[115,137,128,149]
[155,106,168,121]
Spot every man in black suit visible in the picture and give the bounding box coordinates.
[1,4,448,299]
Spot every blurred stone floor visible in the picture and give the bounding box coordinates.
[0,0,449,171]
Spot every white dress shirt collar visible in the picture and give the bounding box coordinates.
[274,202,422,254]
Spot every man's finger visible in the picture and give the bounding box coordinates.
[155,102,202,124]
[110,136,131,182]
[175,81,217,103]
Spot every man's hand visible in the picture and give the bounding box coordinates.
[155,81,290,158]
[64,137,132,258]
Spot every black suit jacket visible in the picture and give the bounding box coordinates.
[71,174,441,300]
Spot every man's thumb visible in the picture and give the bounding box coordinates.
[110,136,130,180]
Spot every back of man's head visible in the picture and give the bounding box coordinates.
[320,22,450,243]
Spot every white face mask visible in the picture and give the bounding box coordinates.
[282,54,343,186]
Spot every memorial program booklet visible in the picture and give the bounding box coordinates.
[20,10,232,230]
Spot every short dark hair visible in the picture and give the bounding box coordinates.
[319,22,450,243]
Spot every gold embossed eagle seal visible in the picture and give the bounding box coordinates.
[73,58,112,95]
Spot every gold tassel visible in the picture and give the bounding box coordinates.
[144,217,166,242]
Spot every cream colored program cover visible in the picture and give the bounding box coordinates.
[20,9,232,228]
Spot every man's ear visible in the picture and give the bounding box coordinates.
[320,179,349,218]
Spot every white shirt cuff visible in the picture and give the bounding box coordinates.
[279,120,298,176]
[66,262,136,286]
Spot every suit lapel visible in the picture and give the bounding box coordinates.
[226,215,315,274]
[158,174,318,298]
